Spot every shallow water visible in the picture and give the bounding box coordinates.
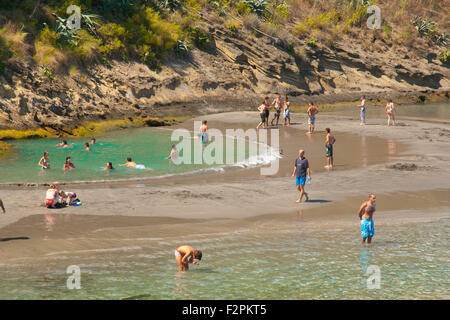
[0,214,447,299]
[0,127,276,184]
[320,102,450,122]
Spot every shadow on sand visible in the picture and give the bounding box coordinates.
[0,236,30,242]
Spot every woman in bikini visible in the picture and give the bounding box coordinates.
[38,151,50,170]
[385,100,395,126]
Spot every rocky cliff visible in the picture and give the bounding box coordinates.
[0,14,448,130]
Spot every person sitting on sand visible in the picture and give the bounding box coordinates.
[63,157,75,171]
[119,157,137,168]
[271,94,282,126]
[45,183,64,208]
[103,162,114,170]
[175,245,202,271]
[38,151,50,170]
[0,199,5,215]
[358,194,376,244]
[283,96,291,126]
[385,100,395,126]
[307,102,319,134]
[166,145,179,164]
[325,128,336,169]
[84,142,91,151]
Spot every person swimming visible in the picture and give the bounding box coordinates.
[90,137,96,145]
[174,245,202,271]
[84,142,91,151]
[119,157,138,168]
[38,151,50,169]
[63,156,75,171]
[103,162,114,170]
[57,140,73,148]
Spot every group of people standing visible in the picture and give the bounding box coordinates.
[257,95,291,129]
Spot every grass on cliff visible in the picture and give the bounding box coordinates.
[0,0,448,77]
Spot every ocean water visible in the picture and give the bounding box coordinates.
[0,215,447,299]
[0,127,278,184]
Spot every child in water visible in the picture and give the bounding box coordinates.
[63,157,75,171]
[38,151,50,169]
[84,142,91,151]
[103,162,114,170]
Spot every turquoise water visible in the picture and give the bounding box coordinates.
[0,127,275,184]
[0,216,447,299]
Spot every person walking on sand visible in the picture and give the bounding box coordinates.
[292,149,311,203]
[283,96,291,126]
[271,94,282,126]
[325,128,336,169]
[307,102,319,134]
[38,151,50,170]
[256,100,267,129]
[385,100,395,126]
[0,199,5,215]
[359,95,366,125]
[174,245,202,271]
[358,194,376,244]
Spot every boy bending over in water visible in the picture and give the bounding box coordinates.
[175,245,202,271]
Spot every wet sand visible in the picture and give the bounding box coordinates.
[0,112,450,263]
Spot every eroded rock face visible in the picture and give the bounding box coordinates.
[0,21,448,130]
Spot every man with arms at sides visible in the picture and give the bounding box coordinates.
[292,149,311,203]
[358,194,377,244]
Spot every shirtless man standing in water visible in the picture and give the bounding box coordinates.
[174,245,202,271]
[358,194,376,244]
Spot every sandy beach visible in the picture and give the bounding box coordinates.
[0,111,449,260]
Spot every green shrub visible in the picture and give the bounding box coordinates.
[306,38,317,48]
[438,50,449,64]
[185,26,209,49]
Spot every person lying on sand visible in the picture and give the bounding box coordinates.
[119,157,137,168]
[175,245,202,271]
[0,199,5,215]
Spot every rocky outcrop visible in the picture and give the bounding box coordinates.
[0,20,448,130]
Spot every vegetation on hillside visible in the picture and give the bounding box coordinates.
[0,0,448,77]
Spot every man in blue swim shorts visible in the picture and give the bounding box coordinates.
[358,194,376,244]
[292,149,311,203]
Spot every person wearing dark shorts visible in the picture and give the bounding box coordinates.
[292,149,311,203]
[264,96,270,124]
[325,128,336,169]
